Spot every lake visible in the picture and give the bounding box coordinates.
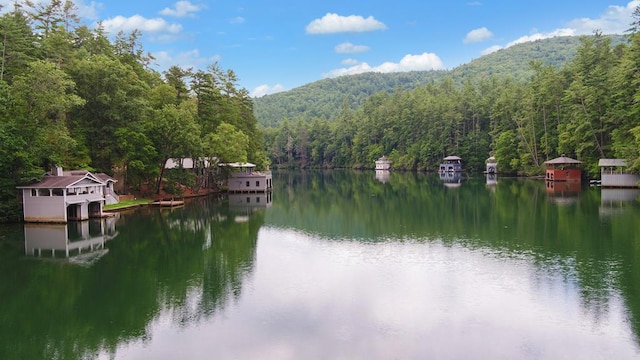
[1,170,639,359]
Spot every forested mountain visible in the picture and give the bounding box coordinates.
[261,30,640,181]
[254,35,626,127]
[254,71,447,127]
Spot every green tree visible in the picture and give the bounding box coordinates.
[147,103,200,194]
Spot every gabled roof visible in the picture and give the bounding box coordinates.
[95,173,117,183]
[17,171,106,189]
[544,155,581,165]
[63,170,115,182]
[443,155,462,161]
[598,159,627,167]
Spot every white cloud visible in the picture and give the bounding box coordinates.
[568,0,640,34]
[464,27,493,43]
[152,49,220,72]
[230,16,245,24]
[323,52,444,78]
[102,15,182,35]
[159,1,202,18]
[508,28,577,48]
[488,0,640,54]
[480,45,502,56]
[335,42,370,53]
[251,84,286,97]
[480,28,576,55]
[306,13,387,34]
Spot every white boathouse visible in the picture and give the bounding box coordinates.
[222,162,272,193]
[598,159,640,188]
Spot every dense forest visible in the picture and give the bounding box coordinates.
[0,1,268,222]
[253,35,627,126]
[260,30,640,176]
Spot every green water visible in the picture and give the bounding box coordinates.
[1,170,639,359]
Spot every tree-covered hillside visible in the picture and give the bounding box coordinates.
[448,35,626,84]
[253,70,447,127]
[261,31,640,180]
[254,35,626,127]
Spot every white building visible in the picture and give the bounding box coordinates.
[375,156,392,170]
[222,162,272,193]
[17,166,118,223]
[599,159,640,188]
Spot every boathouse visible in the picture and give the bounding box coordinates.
[222,162,272,193]
[17,166,117,223]
[485,156,497,174]
[544,155,582,182]
[375,156,392,170]
[598,159,640,188]
[439,156,463,173]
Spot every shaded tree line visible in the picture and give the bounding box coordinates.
[0,0,268,222]
[263,29,640,176]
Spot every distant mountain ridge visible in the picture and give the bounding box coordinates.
[253,35,626,127]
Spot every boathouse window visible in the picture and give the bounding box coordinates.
[256,196,260,203]
[52,188,64,196]
[31,189,37,196]
[256,181,260,187]
[38,188,50,196]
[246,181,250,187]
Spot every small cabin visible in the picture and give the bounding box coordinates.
[375,156,392,170]
[16,166,117,223]
[598,159,640,188]
[544,155,582,182]
[485,156,497,174]
[222,162,272,193]
[439,156,463,173]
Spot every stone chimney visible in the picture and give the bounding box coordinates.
[52,165,63,176]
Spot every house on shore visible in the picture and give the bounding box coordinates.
[485,156,497,174]
[17,166,118,223]
[439,156,463,173]
[598,159,640,188]
[375,156,392,170]
[544,155,582,182]
[221,162,272,193]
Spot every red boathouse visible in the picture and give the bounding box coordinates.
[544,155,582,182]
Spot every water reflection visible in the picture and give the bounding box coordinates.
[545,180,582,204]
[0,196,264,360]
[2,171,640,359]
[439,171,463,187]
[264,170,640,354]
[375,169,390,183]
[599,188,640,217]
[24,216,119,265]
[486,172,497,188]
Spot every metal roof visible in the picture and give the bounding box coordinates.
[17,172,106,189]
[598,159,627,167]
[544,155,582,165]
[443,155,462,160]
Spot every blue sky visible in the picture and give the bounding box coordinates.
[2,1,639,97]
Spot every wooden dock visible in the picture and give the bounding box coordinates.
[150,200,185,207]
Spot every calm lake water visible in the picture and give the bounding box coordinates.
[1,170,640,359]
